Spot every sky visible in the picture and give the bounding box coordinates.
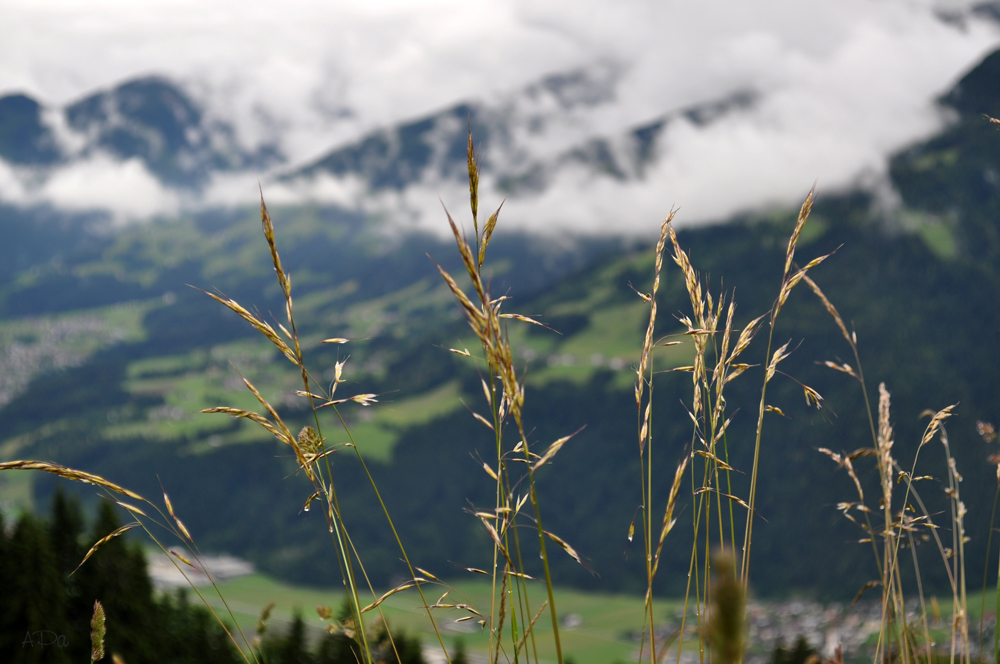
[2,0,1000,234]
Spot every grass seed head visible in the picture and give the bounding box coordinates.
[256,601,276,636]
[298,426,324,455]
[479,203,503,270]
[260,193,291,304]
[0,461,145,501]
[978,421,998,443]
[668,224,703,324]
[73,523,139,576]
[709,548,745,664]
[198,290,299,365]
[467,128,479,230]
[783,188,815,281]
[803,274,852,347]
[920,405,956,447]
[91,600,106,661]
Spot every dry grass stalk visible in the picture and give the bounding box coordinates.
[0,460,144,501]
[631,214,685,664]
[194,191,462,664]
[813,279,971,664]
[741,189,832,587]
[434,128,600,664]
[73,523,139,576]
[647,191,838,664]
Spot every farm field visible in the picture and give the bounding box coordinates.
[202,572,665,664]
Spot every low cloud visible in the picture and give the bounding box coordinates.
[2,156,180,222]
[1,0,999,233]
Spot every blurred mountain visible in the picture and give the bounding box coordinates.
[0,46,999,600]
[0,94,62,165]
[0,76,280,188]
[287,64,756,195]
[0,65,756,207]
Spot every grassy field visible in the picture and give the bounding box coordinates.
[203,573,674,664]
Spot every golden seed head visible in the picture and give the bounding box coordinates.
[298,426,324,455]
[91,600,106,661]
[709,548,745,664]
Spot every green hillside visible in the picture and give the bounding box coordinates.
[2,48,1000,604]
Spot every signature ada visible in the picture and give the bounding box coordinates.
[23,630,69,648]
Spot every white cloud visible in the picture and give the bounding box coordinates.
[39,156,181,221]
[0,0,998,233]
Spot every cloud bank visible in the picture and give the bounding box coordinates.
[1,0,999,233]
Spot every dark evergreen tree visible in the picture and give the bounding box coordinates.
[450,638,468,664]
[0,512,70,664]
[47,489,85,579]
[266,609,314,664]
[0,509,8,604]
[47,488,89,662]
[371,621,424,664]
[157,588,244,664]
[314,598,363,664]
[75,500,157,663]
[0,498,244,664]
[770,636,817,664]
[0,509,11,658]
[315,629,357,664]
[391,628,424,664]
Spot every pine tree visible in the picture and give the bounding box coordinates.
[370,620,425,664]
[315,629,357,664]
[0,512,70,664]
[771,636,816,664]
[273,610,314,664]
[157,588,244,664]
[0,509,8,606]
[0,510,11,657]
[48,489,85,579]
[451,638,468,664]
[1,498,242,664]
[392,629,424,664]
[75,500,157,663]
[48,488,89,662]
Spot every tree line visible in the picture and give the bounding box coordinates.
[0,489,242,663]
[0,488,437,664]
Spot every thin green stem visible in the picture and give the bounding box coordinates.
[515,414,563,664]
[994,523,1000,664]
[979,485,999,662]
[332,404,450,663]
[740,322,774,588]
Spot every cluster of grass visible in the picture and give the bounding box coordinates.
[2,124,998,664]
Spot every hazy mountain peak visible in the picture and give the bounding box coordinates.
[0,74,282,209]
[62,75,280,187]
[284,63,756,205]
[940,46,1000,117]
[0,93,61,165]
[524,62,621,110]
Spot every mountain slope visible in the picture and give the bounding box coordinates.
[1,47,1000,599]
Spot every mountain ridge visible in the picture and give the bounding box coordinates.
[0,64,759,218]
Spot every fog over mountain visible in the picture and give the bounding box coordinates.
[2,0,1000,232]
